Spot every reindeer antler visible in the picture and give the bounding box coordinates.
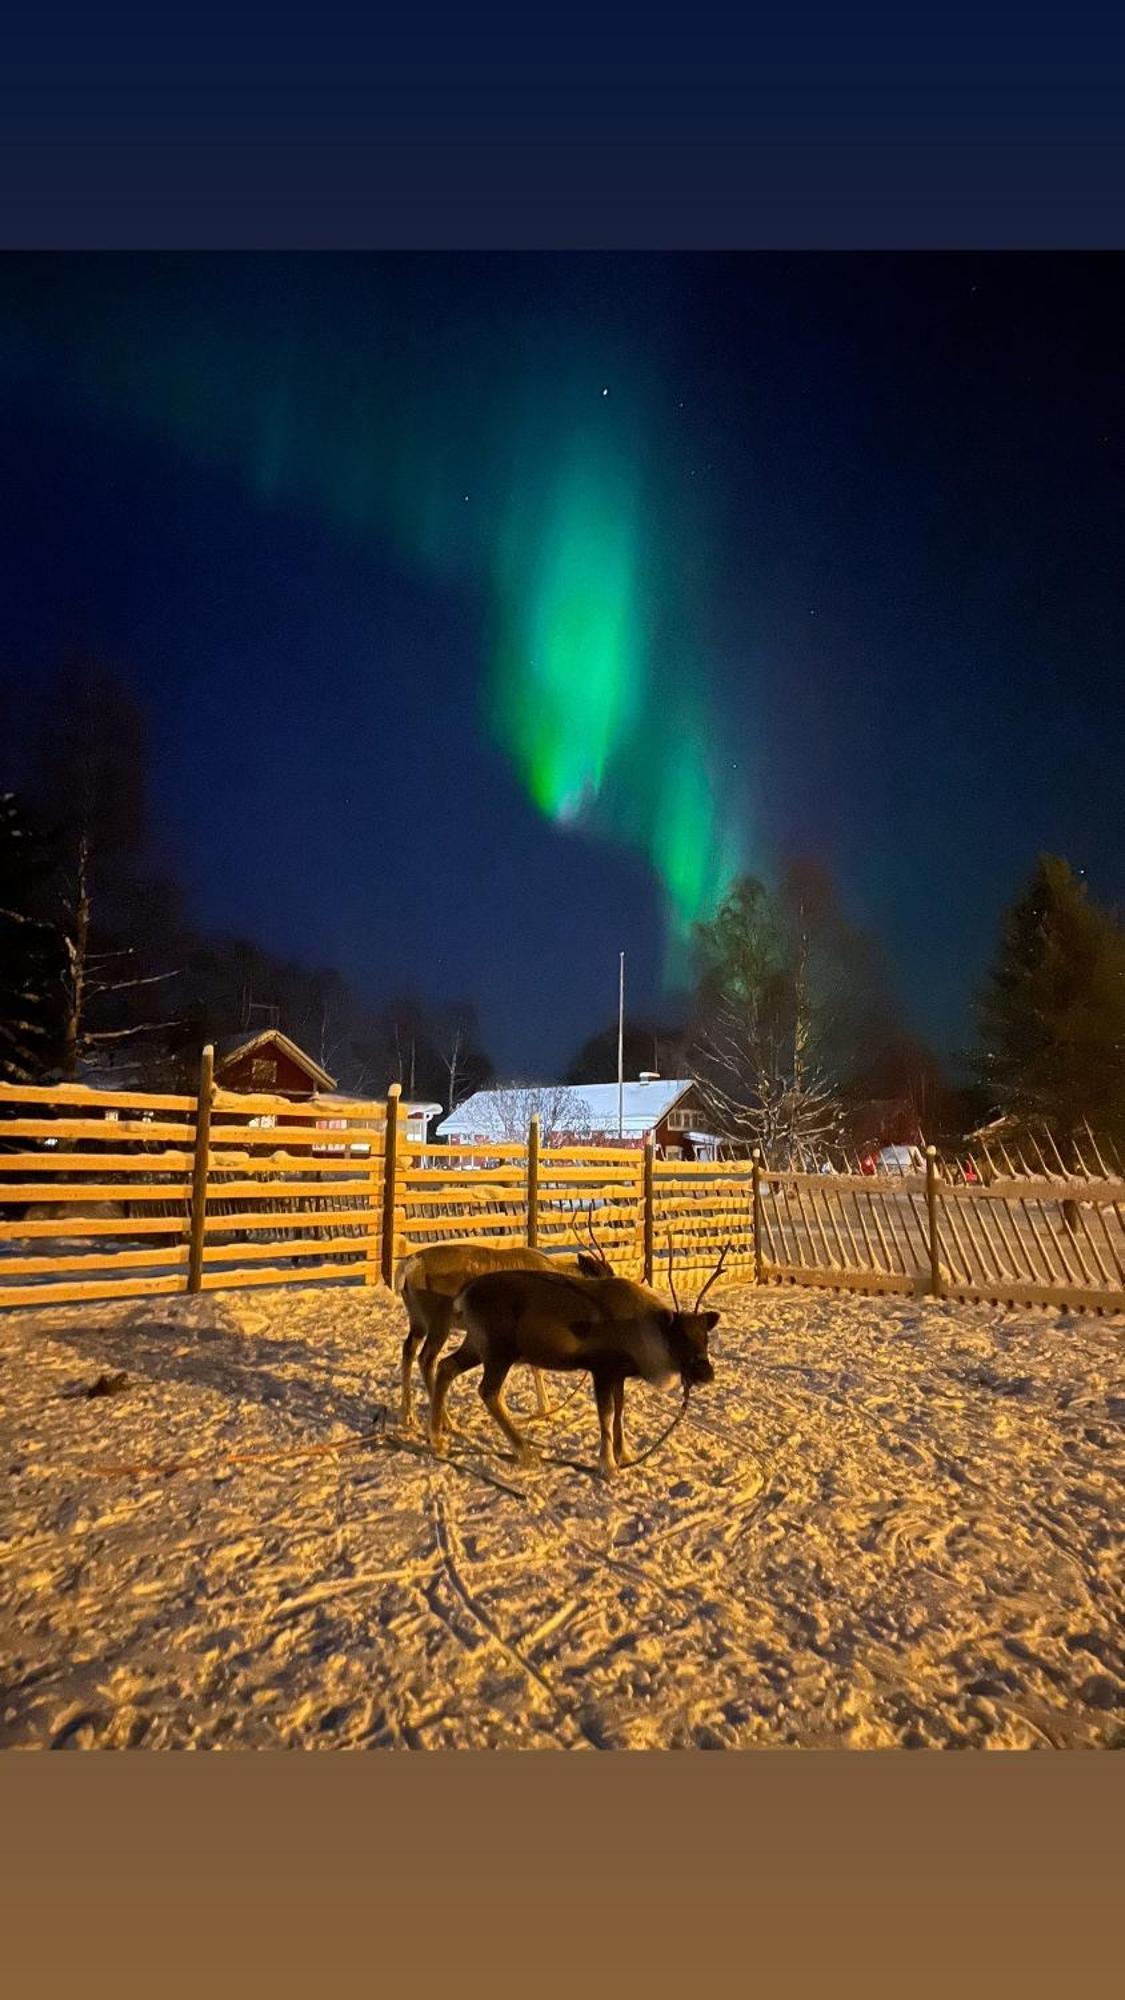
[665,1226,680,1311]
[585,1200,610,1272]
[693,1240,731,1311]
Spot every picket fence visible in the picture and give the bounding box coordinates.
[2,1067,1123,1315]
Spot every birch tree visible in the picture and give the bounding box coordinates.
[29,663,181,1080]
[685,869,867,1159]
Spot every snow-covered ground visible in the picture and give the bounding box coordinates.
[1,1282,1121,1749]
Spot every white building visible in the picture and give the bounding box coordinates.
[435,1076,720,1160]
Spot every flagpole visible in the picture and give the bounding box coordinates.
[617,950,625,1140]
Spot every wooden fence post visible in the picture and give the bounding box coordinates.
[187,1044,214,1294]
[643,1131,655,1284]
[526,1114,540,1249]
[751,1147,763,1285]
[380,1083,401,1288]
[925,1144,943,1298]
[364,1099,383,1286]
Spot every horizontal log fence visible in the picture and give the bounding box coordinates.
[3,1071,1123,1316]
[0,1054,386,1308]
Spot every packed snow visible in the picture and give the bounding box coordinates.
[1,1281,1122,1749]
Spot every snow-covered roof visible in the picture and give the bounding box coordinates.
[436,1079,695,1140]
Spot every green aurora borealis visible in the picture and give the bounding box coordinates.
[0,264,749,976]
[491,444,646,827]
[484,365,748,976]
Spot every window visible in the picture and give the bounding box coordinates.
[251,1058,277,1085]
[666,1108,692,1131]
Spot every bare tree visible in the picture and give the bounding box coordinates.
[689,997,843,1158]
[440,1014,467,1115]
[26,665,183,1080]
[433,1001,493,1114]
[469,1082,594,1144]
[372,993,432,1101]
[0,791,64,1082]
[685,873,846,1160]
[341,994,493,1107]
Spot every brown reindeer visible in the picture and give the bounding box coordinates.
[429,1245,728,1477]
[394,1220,612,1428]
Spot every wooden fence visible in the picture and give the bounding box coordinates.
[0,1054,386,1309]
[390,1120,1112,1320]
[751,1163,1125,1312]
[387,1117,1124,1313]
[2,1069,1123,1315]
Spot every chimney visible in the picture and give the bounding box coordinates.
[638,1071,660,1083]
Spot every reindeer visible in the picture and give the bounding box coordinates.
[429,1243,728,1478]
[394,1212,613,1429]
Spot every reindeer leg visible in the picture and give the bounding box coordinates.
[400,1322,423,1429]
[429,1341,480,1456]
[527,1368,552,1422]
[419,1299,454,1408]
[593,1374,617,1479]
[420,1303,475,1440]
[611,1378,632,1468]
[480,1357,538,1468]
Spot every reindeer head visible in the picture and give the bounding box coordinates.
[659,1236,728,1387]
[662,1309,718,1385]
[574,1252,613,1277]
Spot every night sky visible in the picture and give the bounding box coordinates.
[1,253,1121,1076]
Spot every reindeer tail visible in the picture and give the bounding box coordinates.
[393,1252,421,1296]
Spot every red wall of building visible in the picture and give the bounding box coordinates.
[216,1045,322,1101]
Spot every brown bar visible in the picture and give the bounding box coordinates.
[186,1045,214,1295]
